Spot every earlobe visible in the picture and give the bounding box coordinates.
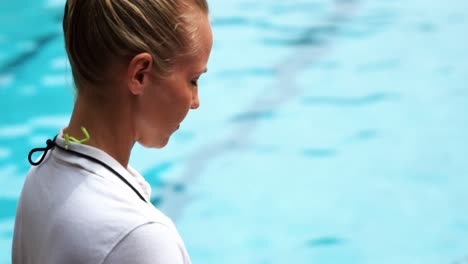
[127,53,153,95]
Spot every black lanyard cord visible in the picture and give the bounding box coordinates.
[28,137,56,166]
[28,137,147,203]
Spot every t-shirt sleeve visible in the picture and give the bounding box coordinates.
[102,223,186,264]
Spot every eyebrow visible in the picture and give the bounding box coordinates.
[193,68,207,78]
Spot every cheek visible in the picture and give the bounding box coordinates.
[137,78,193,130]
[135,87,163,122]
[144,88,190,126]
[174,94,192,117]
[166,86,193,120]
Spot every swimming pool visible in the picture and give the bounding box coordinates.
[1,0,468,263]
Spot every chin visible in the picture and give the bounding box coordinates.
[156,139,170,148]
[138,135,170,149]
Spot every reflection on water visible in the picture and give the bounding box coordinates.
[0,199,16,220]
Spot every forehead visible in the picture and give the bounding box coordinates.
[177,14,212,71]
[199,15,213,53]
[190,13,213,59]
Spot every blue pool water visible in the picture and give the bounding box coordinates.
[1,0,468,263]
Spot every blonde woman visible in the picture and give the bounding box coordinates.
[12,0,212,263]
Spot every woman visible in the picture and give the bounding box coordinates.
[12,0,212,263]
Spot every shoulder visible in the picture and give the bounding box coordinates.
[102,222,190,264]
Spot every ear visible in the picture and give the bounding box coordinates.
[127,53,153,95]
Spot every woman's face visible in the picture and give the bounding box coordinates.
[134,13,213,148]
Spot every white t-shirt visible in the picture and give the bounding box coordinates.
[12,130,191,264]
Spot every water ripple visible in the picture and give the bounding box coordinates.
[0,74,13,87]
[231,110,276,123]
[216,68,276,78]
[303,148,337,158]
[269,2,324,15]
[0,32,59,74]
[264,25,337,47]
[354,129,378,141]
[211,16,249,27]
[356,59,400,72]
[306,236,344,247]
[144,161,174,188]
[0,198,17,220]
[303,92,398,107]
[0,148,11,159]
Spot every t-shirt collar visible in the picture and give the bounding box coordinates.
[52,129,151,203]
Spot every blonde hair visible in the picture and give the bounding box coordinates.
[62,0,209,90]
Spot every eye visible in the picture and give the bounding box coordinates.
[191,79,199,87]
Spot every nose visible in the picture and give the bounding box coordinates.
[190,88,200,110]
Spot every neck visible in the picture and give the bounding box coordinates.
[64,93,135,167]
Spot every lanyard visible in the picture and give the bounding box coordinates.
[28,137,147,203]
